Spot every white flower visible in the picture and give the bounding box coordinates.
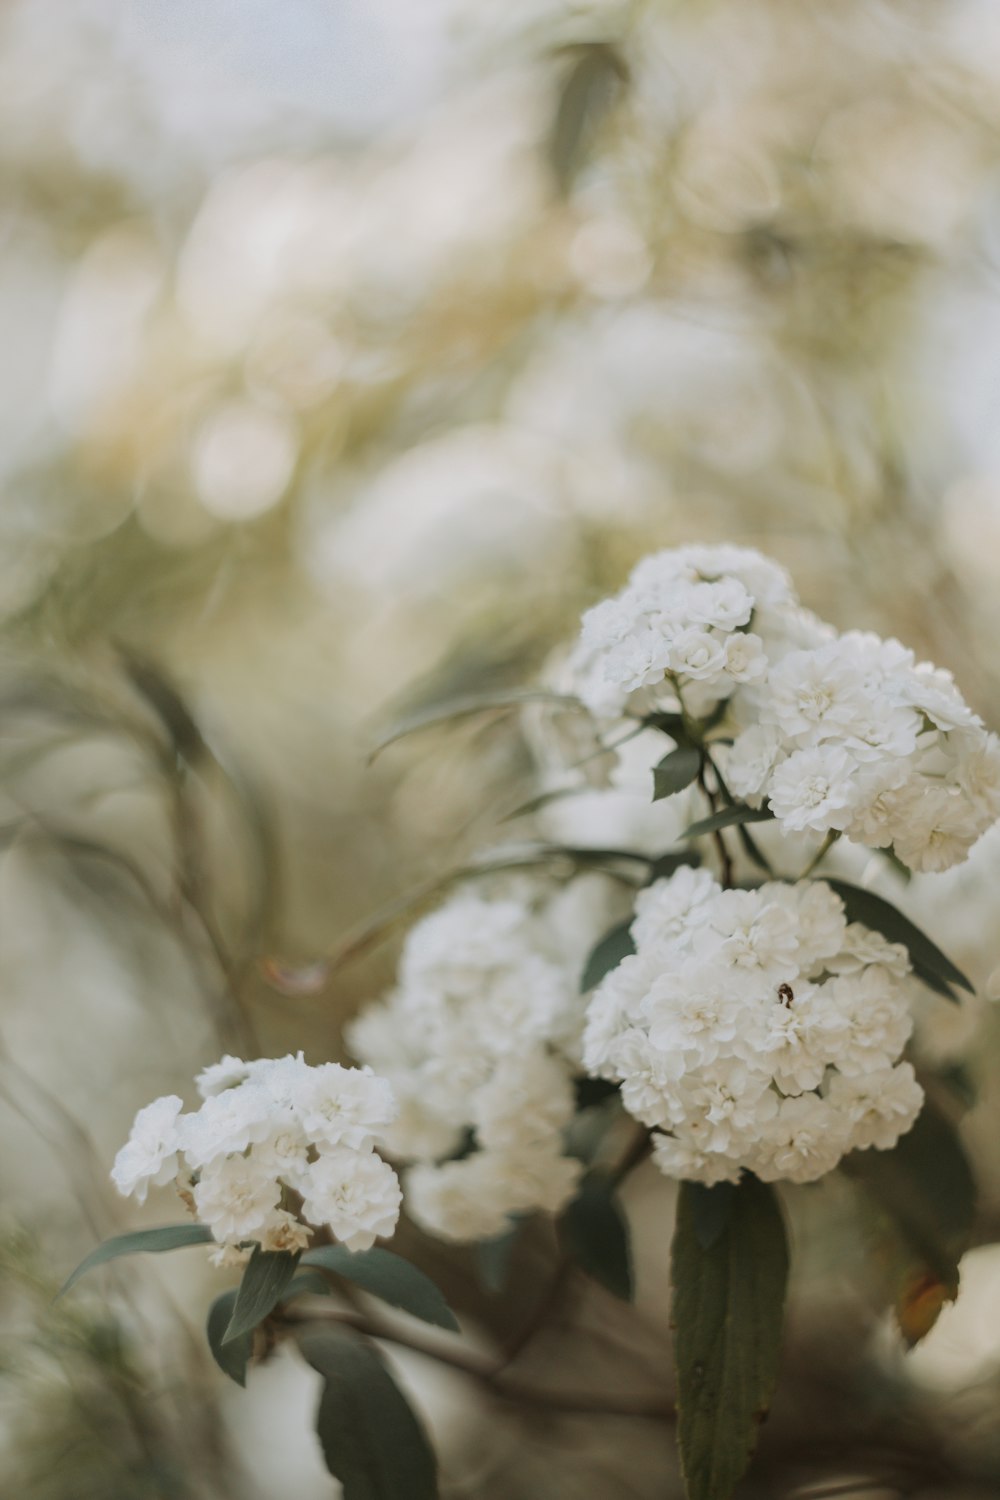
[766,744,859,832]
[723,631,767,683]
[300,1149,402,1252]
[651,1132,742,1187]
[827,1064,923,1151]
[726,724,782,803]
[195,1056,251,1099]
[193,1154,281,1244]
[406,1157,515,1243]
[178,1083,278,1170]
[630,865,717,950]
[294,1063,398,1151]
[472,1051,575,1152]
[111,1096,184,1204]
[753,1094,850,1184]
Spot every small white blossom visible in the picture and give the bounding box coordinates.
[299,1149,402,1253]
[110,1096,184,1204]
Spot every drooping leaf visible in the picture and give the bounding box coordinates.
[645,849,702,883]
[206,1290,253,1387]
[549,42,628,194]
[672,1176,789,1500]
[653,746,702,803]
[684,806,774,839]
[499,786,588,822]
[300,1246,459,1333]
[844,1099,975,1343]
[560,1177,632,1301]
[224,1247,300,1344]
[283,1270,338,1299]
[823,879,972,1000]
[369,690,579,761]
[581,920,636,993]
[297,1326,439,1500]
[58,1224,214,1297]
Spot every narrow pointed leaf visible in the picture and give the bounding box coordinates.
[823,879,972,999]
[301,1246,459,1332]
[223,1247,300,1344]
[298,1327,438,1500]
[645,849,701,883]
[581,920,635,993]
[684,806,774,838]
[206,1290,253,1387]
[672,1176,789,1500]
[561,1177,632,1300]
[59,1224,213,1297]
[653,746,702,802]
[369,691,579,760]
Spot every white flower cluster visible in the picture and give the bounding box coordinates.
[583,868,924,1185]
[566,543,1000,871]
[566,544,805,721]
[347,878,615,1241]
[111,1055,402,1261]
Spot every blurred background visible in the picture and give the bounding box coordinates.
[5,0,1000,1495]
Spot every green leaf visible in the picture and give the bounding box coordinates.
[823,879,972,1000]
[645,849,701,883]
[844,1100,975,1299]
[643,711,689,739]
[59,1224,214,1297]
[476,1223,521,1294]
[672,1176,789,1500]
[687,1181,737,1251]
[300,1247,459,1333]
[297,1327,439,1500]
[206,1290,253,1387]
[580,920,636,993]
[560,1178,632,1301]
[684,806,774,839]
[369,690,579,761]
[224,1247,300,1344]
[653,746,702,802]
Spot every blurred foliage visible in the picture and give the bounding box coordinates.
[4,0,1000,1495]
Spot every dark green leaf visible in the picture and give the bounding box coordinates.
[369,690,579,761]
[672,1176,789,1500]
[207,1290,253,1387]
[823,879,972,999]
[59,1224,213,1297]
[643,711,689,739]
[560,1178,632,1301]
[573,1076,621,1110]
[580,919,635,992]
[645,849,702,883]
[476,1223,521,1294]
[684,806,774,839]
[549,43,627,195]
[686,1181,737,1251]
[301,1247,459,1333]
[297,1327,438,1500]
[224,1247,300,1344]
[653,746,702,802]
[283,1270,337,1300]
[844,1100,975,1293]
